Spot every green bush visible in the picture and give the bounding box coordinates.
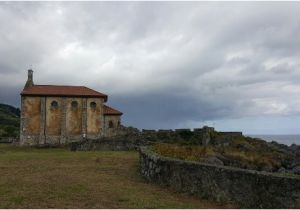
[178,130,193,140]
[0,125,19,138]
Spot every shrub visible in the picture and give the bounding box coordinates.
[178,130,194,140]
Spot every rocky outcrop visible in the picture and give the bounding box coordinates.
[293,166,300,175]
[202,155,224,166]
[266,142,300,174]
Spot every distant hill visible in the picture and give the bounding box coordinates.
[0,104,20,137]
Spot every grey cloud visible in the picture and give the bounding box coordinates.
[0,85,22,107]
[1,2,300,131]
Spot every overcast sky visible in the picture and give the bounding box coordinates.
[1,2,300,134]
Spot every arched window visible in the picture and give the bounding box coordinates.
[109,120,114,128]
[118,121,121,127]
[51,101,58,109]
[71,101,78,109]
[90,102,96,109]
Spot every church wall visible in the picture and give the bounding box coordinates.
[20,96,41,145]
[87,98,103,138]
[45,97,62,136]
[66,97,82,135]
[23,96,41,135]
[104,115,121,137]
[20,95,115,145]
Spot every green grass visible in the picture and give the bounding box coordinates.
[0,144,233,208]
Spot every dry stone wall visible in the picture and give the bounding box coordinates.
[68,126,244,151]
[139,147,300,208]
[140,127,242,145]
[69,138,148,151]
[0,137,18,143]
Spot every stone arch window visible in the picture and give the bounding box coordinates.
[117,121,121,127]
[90,102,96,109]
[71,101,78,109]
[51,100,58,109]
[109,120,114,128]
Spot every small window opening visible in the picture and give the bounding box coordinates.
[51,101,58,109]
[71,101,78,109]
[109,121,114,128]
[90,102,96,109]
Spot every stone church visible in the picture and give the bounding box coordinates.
[20,69,123,145]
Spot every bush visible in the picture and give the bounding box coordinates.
[0,125,19,138]
[178,130,194,140]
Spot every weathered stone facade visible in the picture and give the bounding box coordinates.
[20,70,122,145]
[103,112,122,138]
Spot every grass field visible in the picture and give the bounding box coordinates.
[0,144,234,208]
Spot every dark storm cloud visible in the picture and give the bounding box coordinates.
[1,2,300,130]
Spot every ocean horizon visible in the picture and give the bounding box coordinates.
[246,134,300,146]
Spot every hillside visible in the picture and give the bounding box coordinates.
[0,103,20,137]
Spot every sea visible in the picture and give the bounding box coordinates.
[246,135,300,146]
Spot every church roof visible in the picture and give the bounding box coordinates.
[104,105,123,115]
[21,85,108,102]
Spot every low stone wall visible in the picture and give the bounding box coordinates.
[139,147,300,208]
[0,137,18,144]
[218,132,243,137]
[67,125,245,151]
[69,138,150,151]
[138,126,243,146]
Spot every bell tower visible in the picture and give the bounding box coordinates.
[24,69,34,89]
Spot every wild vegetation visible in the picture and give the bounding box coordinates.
[0,144,233,208]
[0,104,20,139]
[152,134,299,174]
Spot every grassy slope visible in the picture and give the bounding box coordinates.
[0,144,233,208]
[0,104,20,126]
[0,104,20,137]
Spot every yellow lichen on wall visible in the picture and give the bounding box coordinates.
[22,95,110,140]
[46,97,62,135]
[23,96,41,135]
[66,98,82,135]
[87,98,103,135]
[104,115,121,137]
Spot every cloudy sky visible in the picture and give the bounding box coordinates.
[1,2,300,134]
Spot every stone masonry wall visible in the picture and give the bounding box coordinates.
[139,147,300,208]
[69,138,148,151]
[121,126,242,146]
[20,96,104,145]
[103,115,121,138]
[68,126,244,151]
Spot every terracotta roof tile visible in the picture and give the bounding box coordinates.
[21,85,108,101]
[104,105,123,115]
